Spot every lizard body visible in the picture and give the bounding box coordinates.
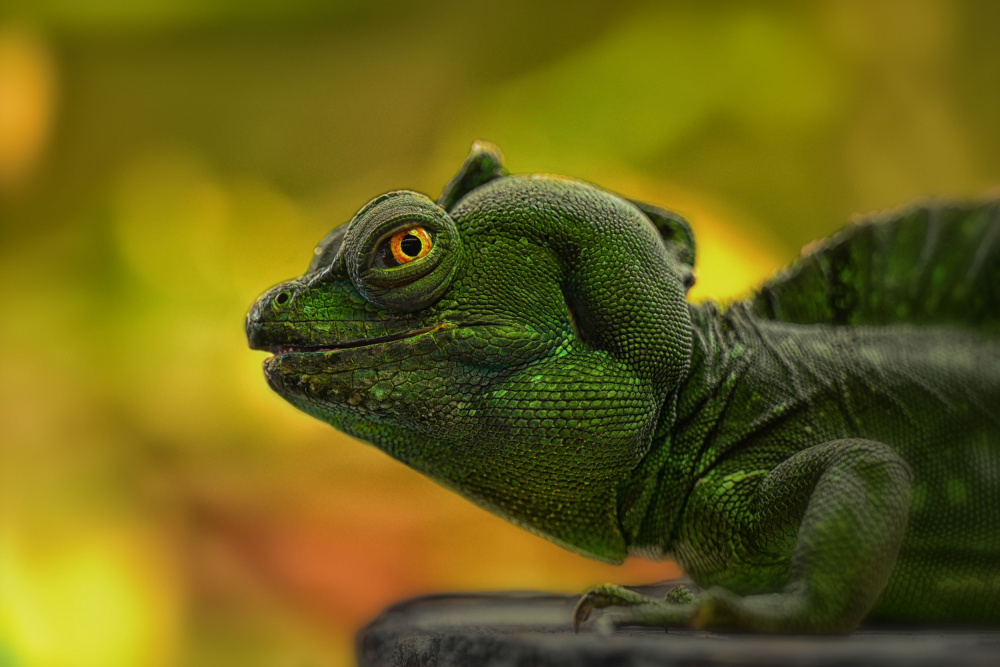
[246,142,1000,632]
[664,308,999,626]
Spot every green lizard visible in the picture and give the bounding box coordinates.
[246,141,1000,633]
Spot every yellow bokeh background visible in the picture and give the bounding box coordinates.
[1,2,998,665]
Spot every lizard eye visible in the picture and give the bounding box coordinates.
[389,227,433,264]
[382,226,432,267]
[344,190,463,312]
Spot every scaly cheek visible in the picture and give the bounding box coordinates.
[442,325,564,368]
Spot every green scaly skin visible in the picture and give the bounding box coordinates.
[246,141,1000,633]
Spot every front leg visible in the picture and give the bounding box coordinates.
[576,439,912,633]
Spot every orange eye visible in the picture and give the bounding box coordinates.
[389,226,432,264]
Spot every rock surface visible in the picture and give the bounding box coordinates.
[357,588,1000,666]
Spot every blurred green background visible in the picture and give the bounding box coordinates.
[1,1,998,664]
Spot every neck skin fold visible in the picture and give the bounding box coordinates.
[616,301,752,558]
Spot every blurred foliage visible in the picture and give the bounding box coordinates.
[0,1,998,665]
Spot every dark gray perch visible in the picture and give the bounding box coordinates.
[357,586,1000,667]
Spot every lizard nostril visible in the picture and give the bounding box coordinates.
[275,291,291,306]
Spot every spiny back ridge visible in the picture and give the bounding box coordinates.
[746,199,1000,336]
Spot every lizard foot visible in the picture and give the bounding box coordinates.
[572,584,699,633]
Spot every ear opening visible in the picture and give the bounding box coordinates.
[630,199,696,291]
[437,140,508,211]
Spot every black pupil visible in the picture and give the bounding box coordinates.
[400,234,423,257]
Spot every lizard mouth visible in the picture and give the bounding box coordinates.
[260,322,454,356]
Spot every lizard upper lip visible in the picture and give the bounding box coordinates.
[259,323,453,356]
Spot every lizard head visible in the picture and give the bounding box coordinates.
[246,141,695,561]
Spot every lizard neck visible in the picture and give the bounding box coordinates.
[618,300,745,558]
[675,301,749,436]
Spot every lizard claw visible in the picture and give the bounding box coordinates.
[571,594,596,632]
[572,584,654,632]
[573,584,704,632]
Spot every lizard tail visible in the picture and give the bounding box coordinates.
[746,199,1000,337]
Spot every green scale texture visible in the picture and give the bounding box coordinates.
[246,142,1000,633]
